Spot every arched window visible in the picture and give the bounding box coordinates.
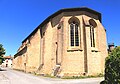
[89,19,97,47]
[70,22,79,46]
[69,17,80,47]
[90,25,95,47]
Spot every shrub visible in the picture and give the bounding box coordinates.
[101,46,120,84]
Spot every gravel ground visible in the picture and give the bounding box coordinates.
[0,67,103,84]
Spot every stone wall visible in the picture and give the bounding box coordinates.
[13,8,108,77]
[13,29,41,73]
[26,29,41,73]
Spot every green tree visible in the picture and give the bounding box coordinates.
[0,44,5,64]
[101,46,120,84]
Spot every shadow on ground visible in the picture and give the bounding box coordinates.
[0,68,6,71]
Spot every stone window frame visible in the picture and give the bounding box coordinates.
[90,25,95,47]
[89,19,99,52]
[89,19,97,48]
[67,17,82,51]
[70,22,79,47]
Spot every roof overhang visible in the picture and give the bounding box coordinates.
[22,7,101,43]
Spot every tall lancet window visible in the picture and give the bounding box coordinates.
[70,23,75,46]
[90,25,95,47]
[89,19,97,47]
[69,17,80,47]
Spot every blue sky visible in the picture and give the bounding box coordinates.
[0,0,120,56]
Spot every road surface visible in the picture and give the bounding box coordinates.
[0,68,103,84]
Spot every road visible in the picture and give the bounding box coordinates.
[0,68,103,84]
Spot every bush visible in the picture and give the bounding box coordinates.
[101,46,120,84]
[0,56,4,64]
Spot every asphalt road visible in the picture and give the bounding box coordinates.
[0,68,103,84]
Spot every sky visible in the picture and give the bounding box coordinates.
[0,0,120,56]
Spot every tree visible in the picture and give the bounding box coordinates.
[101,46,120,84]
[0,44,5,64]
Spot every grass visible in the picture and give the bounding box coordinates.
[13,69,24,72]
[13,69,104,79]
[37,73,104,79]
[62,73,104,79]
[44,74,56,78]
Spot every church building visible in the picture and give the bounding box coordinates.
[13,7,108,77]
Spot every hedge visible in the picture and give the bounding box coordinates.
[101,46,120,84]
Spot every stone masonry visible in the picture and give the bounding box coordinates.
[13,7,108,77]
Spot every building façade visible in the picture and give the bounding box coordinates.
[13,7,108,77]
